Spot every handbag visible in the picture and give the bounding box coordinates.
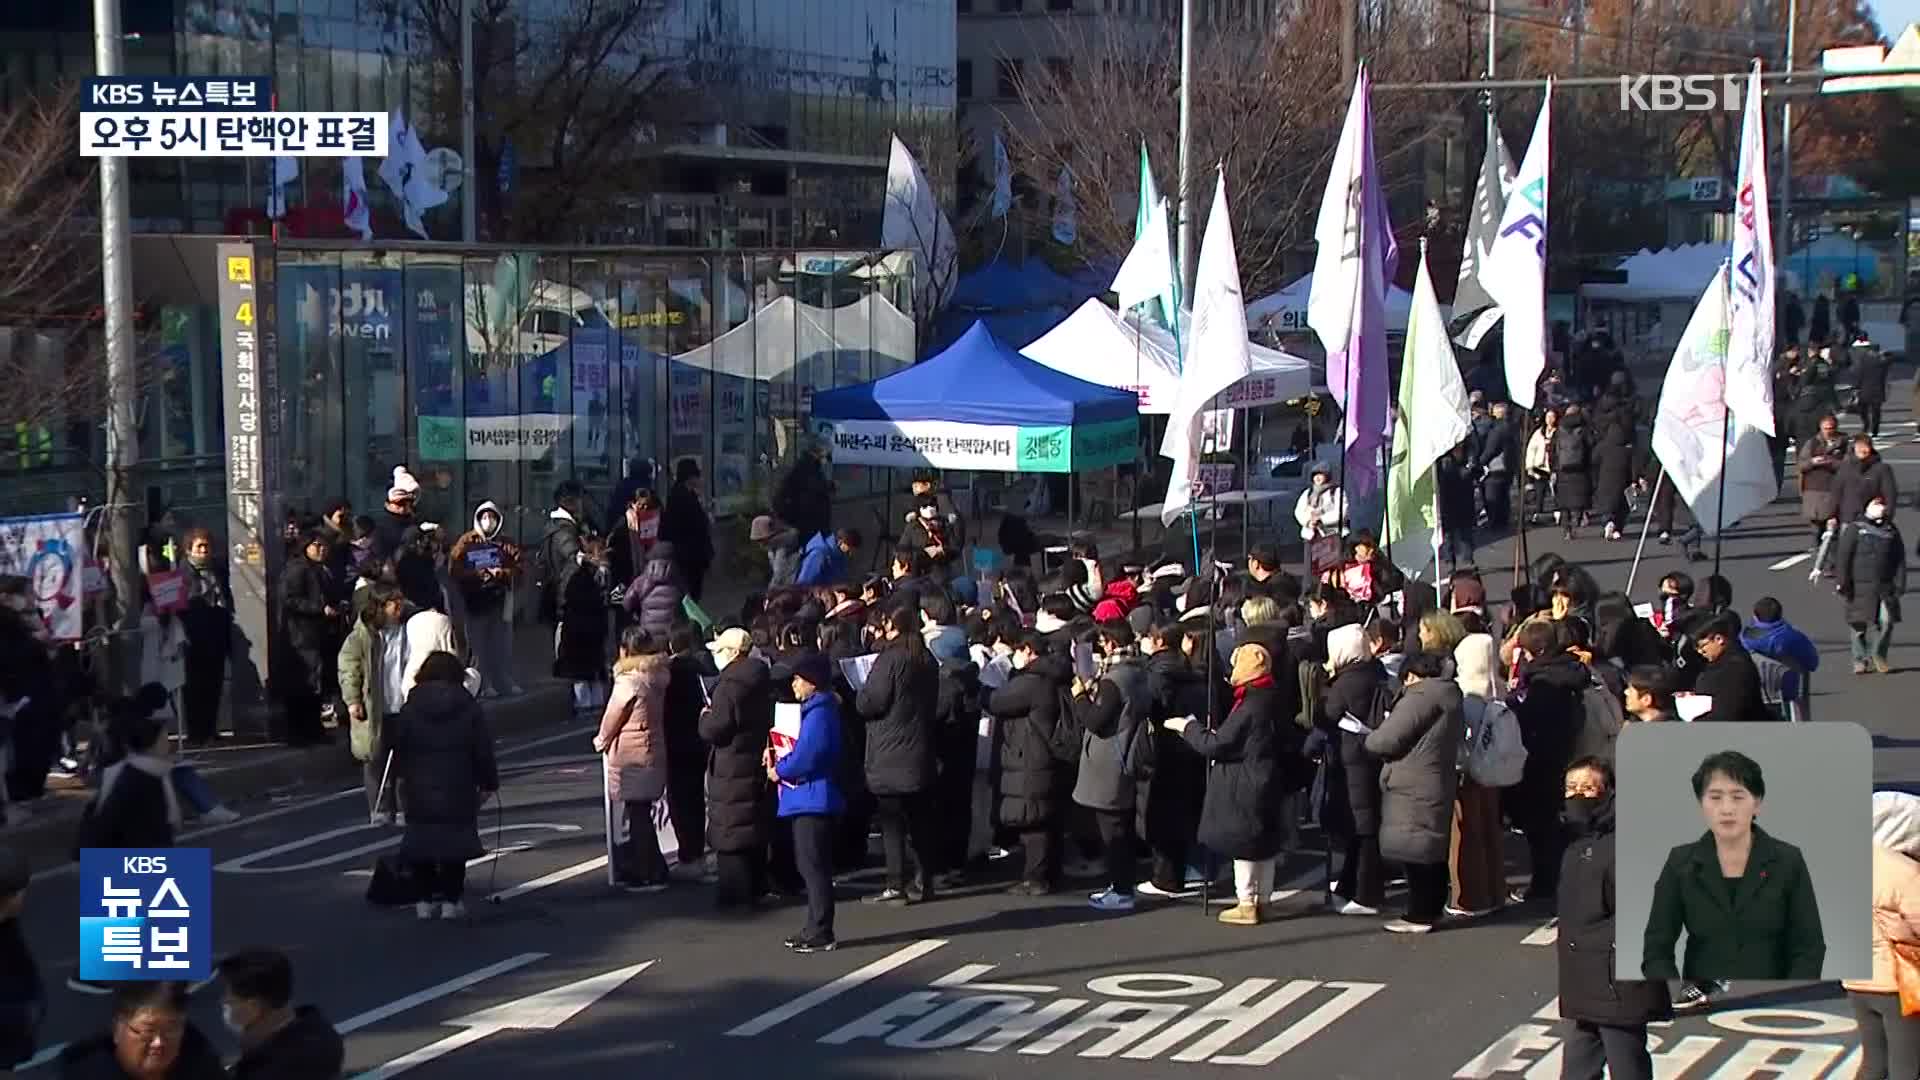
[1893,940,1920,1016]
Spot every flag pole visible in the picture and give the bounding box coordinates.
[1712,260,1733,581]
[1432,483,1443,607]
[1131,316,1144,560]
[1625,468,1665,597]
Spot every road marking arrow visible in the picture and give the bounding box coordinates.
[352,961,655,1079]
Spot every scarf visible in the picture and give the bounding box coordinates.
[99,753,183,831]
[1096,644,1139,678]
[1232,674,1275,708]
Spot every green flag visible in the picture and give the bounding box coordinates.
[1131,144,1179,332]
[1383,245,1472,576]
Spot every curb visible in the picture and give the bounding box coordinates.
[2,681,578,875]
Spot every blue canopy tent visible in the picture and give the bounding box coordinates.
[809,321,1138,474]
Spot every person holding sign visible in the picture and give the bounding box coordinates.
[769,651,844,953]
[449,501,522,699]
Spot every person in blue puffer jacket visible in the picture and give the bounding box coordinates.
[771,650,844,953]
[794,528,862,588]
[1739,596,1819,706]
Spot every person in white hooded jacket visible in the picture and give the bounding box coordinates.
[450,501,522,698]
[1294,464,1348,542]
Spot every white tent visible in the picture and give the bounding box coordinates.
[1246,271,1424,334]
[1581,242,1727,303]
[672,293,917,383]
[1021,298,1313,413]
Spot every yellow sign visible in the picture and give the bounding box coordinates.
[619,311,686,329]
[226,257,252,283]
[234,301,253,326]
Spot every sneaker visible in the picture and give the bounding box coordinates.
[1006,881,1052,897]
[1384,918,1435,934]
[439,901,466,920]
[1088,888,1136,913]
[1675,980,1729,1010]
[415,902,436,920]
[862,888,909,906]
[1854,661,1870,675]
[790,934,837,954]
[67,977,113,995]
[1334,899,1381,917]
[1444,903,1500,919]
[1136,880,1196,899]
[1508,887,1554,906]
[198,806,241,826]
[1217,902,1261,926]
[620,880,669,894]
[1874,657,1892,674]
[905,882,935,904]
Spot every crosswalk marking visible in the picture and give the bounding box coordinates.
[1520,920,1558,946]
[930,963,1060,994]
[727,939,949,1037]
[485,855,608,902]
[1769,552,1813,571]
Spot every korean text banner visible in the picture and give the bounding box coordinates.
[829,418,1136,474]
[81,112,387,157]
[78,848,213,982]
[0,512,87,642]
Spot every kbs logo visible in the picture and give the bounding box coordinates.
[1618,74,1745,112]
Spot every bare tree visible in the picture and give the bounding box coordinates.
[375,0,687,242]
[1003,2,1472,301]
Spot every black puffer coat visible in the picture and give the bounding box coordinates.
[988,652,1071,829]
[1557,797,1674,1026]
[1836,518,1906,628]
[700,656,774,853]
[1184,679,1288,861]
[1552,419,1594,512]
[388,682,498,863]
[1142,649,1222,851]
[853,641,940,795]
[1316,659,1389,837]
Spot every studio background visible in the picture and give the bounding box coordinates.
[1613,722,1873,981]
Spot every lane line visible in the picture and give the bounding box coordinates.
[1521,920,1559,946]
[725,939,948,1037]
[30,722,596,883]
[1769,552,1813,571]
[485,855,608,902]
[336,952,550,1033]
[349,1027,493,1080]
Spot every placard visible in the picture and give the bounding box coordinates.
[0,512,86,641]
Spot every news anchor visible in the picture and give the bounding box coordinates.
[1642,750,1826,981]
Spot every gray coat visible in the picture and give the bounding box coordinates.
[1366,677,1465,866]
[1071,658,1150,813]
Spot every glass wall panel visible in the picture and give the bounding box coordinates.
[277,249,345,513]
[403,252,466,526]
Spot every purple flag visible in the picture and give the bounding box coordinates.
[1309,69,1398,497]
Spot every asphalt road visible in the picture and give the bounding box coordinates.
[15,410,1920,1079]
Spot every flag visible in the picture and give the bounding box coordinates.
[882,133,958,314]
[1452,128,1513,348]
[1650,265,1779,536]
[1307,66,1398,498]
[1121,144,1179,331]
[1052,165,1077,247]
[341,156,372,241]
[379,111,448,240]
[1159,168,1252,526]
[990,130,1012,219]
[1726,62,1776,437]
[265,156,298,220]
[1383,246,1473,573]
[1484,82,1552,410]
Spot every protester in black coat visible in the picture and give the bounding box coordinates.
[1181,638,1292,925]
[1834,438,1898,526]
[853,607,942,901]
[1591,399,1637,538]
[987,635,1071,893]
[387,655,498,914]
[1553,412,1595,533]
[1509,623,1593,902]
[1558,759,1672,1080]
[73,695,178,854]
[1836,504,1906,674]
[0,849,43,1071]
[278,532,340,746]
[660,458,714,601]
[218,948,345,1080]
[1317,624,1389,911]
[1140,633,1223,894]
[1689,613,1773,723]
[663,631,713,867]
[1854,345,1890,437]
[931,653,983,882]
[700,631,775,906]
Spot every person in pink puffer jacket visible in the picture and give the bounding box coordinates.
[594,625,673,892]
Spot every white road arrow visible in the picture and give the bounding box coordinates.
[352,961,655,1079]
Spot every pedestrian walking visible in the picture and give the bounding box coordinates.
[1552,408,1594,540]
[1853,340,1890,438]
[1556,756,1671,1080]
[854,603,942,905]
[1845,792,1920,1079]
[1798,416,1846,549]
[386,651,498,920]
[771,650,844,953]
[1836,495,1906,675]
[1834,434,1898,530]
[701,627,775,908]
[596,625,673,892]
[1366,650,1465,933]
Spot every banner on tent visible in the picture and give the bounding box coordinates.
[829,417,1137,473]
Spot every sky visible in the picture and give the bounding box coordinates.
[1872,0,1919,37]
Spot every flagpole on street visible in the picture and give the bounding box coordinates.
[1431,484,1443,608]
[1713,260,1733,581]
[1625,469,1666,597]
[1132,320,1144,559]
[1176,0,1194,295]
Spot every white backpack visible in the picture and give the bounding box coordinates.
[1463,696,1527,788]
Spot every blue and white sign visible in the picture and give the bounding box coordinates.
[78,848,212,982]
[82,77,272,111]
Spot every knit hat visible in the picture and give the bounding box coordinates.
[1449,576,1487,613]
[787,650,834,691]
[388,466,421,504]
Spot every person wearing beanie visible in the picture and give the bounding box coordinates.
[771,650,844,952]
[372,466,422,562]
[751,515,802,589]
[0,846,44,1070]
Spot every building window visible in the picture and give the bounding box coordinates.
[997,0,1022,11]
[958,59,974,99]
[996,58,1022,98]
[1046,57,1071,85]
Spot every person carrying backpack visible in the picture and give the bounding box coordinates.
[1450,633,1524,918]
[1553,407,1595,541]
[1069,623,1153,914]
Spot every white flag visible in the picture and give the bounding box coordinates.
[1160,169,1252,526]
[265,156,298,220]
[1383,246,1473,572]
[1726,62,1776,437]
[341,156,372,241]
[379,111,447,240]
[1483,82,1552,410]
[1453,129,1513,348]
[1111,195,1176,317]
[1052,165,1077,247]
[1306,70,1371,357]
[881,134,958,314]
[1650,265,1778,536]
[991,131,1012,219]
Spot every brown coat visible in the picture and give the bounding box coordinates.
[597,653,671,803]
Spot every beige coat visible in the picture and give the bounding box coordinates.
[596,653,671,804]
[1843,843,1920,994]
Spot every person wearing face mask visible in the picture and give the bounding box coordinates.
[174,529,233,746]
[1555,757,1671,1080]
[450,501,522,699]
[1642,751,1824,984]
[903,493,957,575]
[1836,494,1907,675]
[216,948,343,1079]
[987,630,1073,895]
[700,627,776,909]
[1293,464,1348,542]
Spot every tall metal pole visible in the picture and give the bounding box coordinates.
[1485,0,1497,145]
[1176,0,1195,296]
[94,0,141,657]
[1342,0,1358,86]
[1778,0,1795,297]
[460,0,477,242]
